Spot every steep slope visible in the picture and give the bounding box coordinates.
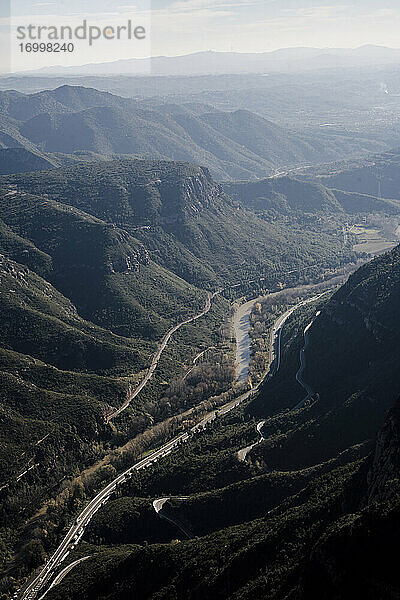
[251,244,400,470]
[17,104,277,181]
[43,395,400,600]
[0,255,148,374]
[0,159,236,589]
[302,149,400,201]
[0,148,57,175]
[0,182,206,339]
[0,253,145,536]
[296,399,400,600]
[0,216,52,275]
[8,245,400,600]
[3,159,356,290]
[223,176,400,216]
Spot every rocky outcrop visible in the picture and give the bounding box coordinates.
[158,168,227,225]
[106,228,150,274]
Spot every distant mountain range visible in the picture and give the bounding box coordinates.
[0,85,390,180]
[20,45,400,76]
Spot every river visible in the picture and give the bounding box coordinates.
[233,297,261,382]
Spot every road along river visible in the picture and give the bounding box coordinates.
[20,293,325,600]
[236,294,326,461]
[233,288,328,383]
[106,290,221,422]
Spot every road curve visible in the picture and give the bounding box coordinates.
[236,295,325,461]
[152,497,192,539]
[38,556,91,599]
[20,365,258,600]
[20,295,325,600]
[107,291,220,422]
[293,310,321,411]
[238,420,266,462]
[19,430,192,600]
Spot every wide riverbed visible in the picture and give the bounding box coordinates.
[233,297,261,382]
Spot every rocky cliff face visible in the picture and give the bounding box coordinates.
[158,167,227,225]
[106,228,149,274]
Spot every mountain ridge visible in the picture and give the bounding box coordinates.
[20,45,400,76]
[0,85,390,180]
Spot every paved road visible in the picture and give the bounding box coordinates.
[182,346,215,382]
[107,290,221,422]
[232,286,327,383]
[238,420,266,462]
[268,164,313,179]
[293,310,321,410]
[236,295,325,461]
[152,497,192,539]
[38,556,91,599]
[20,294,326,600]
[20,367,258,600]
[20,431,193,600]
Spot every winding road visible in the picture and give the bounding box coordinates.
[106,290,220,422]
[20,292,325,600]
[238,420,266,462]
[236,295,325,461]
[37,557,91,600]
[292,310,321,411]
[20,362,258,600]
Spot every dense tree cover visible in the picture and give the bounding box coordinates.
[0,255,151,373]
[42,418,380,600]
[0,149,56,175]
[38,245,400,600]
[223,175,400,216]
[0,186,207,340]
[0,150,398,598]
[309,148,400,201]
[0,218,52,276]
[250,244,400,471]
[1,159,360,293]
[0,268,229,595]
[0,161,239,591]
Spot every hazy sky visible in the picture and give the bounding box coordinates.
[1,0,400,71]
[150,0,400,54]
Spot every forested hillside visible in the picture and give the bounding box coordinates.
[0,154,362,591]
[223,175,400,216]
[306,149,400,200]
[1,84,399,600]
[4,159,355,288]
[0,85,391,180]
[36,244,400,600]
[250,244,400,469]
